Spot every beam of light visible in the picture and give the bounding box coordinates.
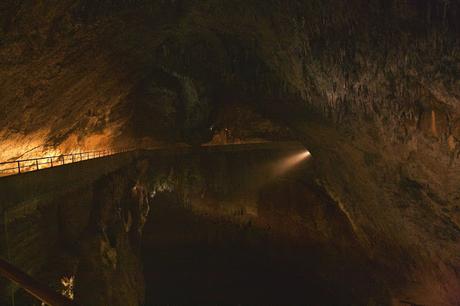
[272,150,311,176]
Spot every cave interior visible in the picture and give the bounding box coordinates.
[0,1,460,305]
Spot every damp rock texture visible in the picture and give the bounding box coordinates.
[1,0,460,304]
[75,169,149,306]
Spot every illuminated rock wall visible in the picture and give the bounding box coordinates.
[1,0,459,304]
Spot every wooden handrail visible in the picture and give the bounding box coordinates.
[0,258,78,306]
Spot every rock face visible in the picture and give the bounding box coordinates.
[75,170,149,306]
[0,156,150,306]
[1,0,460,304]
[142,148,385,305]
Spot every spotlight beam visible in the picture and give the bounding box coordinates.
[273,150,311,176]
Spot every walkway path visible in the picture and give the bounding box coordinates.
[0,142,305,177]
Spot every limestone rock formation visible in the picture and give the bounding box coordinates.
[75,166,149,306]
[1,0,460,304]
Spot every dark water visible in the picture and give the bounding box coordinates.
[142,193,390,305]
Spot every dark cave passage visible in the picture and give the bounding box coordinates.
[0,143,447,305]
[1,0,460,305]
[141,188,388,305]
[139,149,393,305]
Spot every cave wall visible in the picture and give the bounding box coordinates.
[147,148,363,254]
[0,152,147,305]
[0,145,304,305]
[142,147,392,304]
[74,169,149,306]
[1,0,459,304]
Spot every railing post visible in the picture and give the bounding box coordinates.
[50,158,53,167]
[35,159,39,170]
[17,161,21,174]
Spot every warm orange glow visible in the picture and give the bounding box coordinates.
[0,130,129,176]
[0,129,50,161]
[0,122,124,163]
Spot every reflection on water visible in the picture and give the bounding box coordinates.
[142,187,391,305]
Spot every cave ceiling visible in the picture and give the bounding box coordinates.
[1,0,460,304]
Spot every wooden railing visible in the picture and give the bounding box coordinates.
[0,148,133,177]
[0,258,77,306]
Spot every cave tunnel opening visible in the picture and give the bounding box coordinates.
[138,147,389,305]
[1,1,460,305]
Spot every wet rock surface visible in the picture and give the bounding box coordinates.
[139,149,398,304]
[1,0,460,304]
[0,158,150,306]
[142,165,389,305]
[75,171,148,306]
